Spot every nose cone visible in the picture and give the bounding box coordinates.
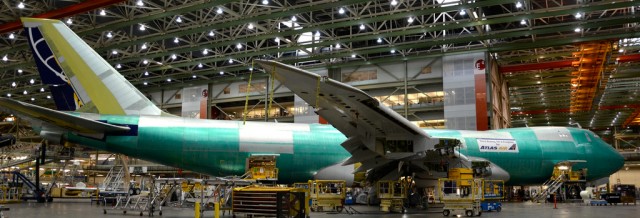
[609,149,625,174]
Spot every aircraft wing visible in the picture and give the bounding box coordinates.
[0,98,130,134]
[256,60,434,172]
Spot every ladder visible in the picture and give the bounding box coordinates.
[531,174,564,203]
[102,165,125,192]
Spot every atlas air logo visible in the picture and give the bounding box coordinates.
[480,144,517,151]
[477,138,519,153]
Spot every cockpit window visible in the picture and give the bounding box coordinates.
[585,132,592,142]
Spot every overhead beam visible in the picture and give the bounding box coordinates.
[0,0,127,34]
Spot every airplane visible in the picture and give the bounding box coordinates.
[0,18,624,187]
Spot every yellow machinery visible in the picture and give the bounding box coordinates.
[377,180,408,213]
[247,155,279,181]
[232,185,307,218]
[0,185,23,203]
[439,168,483,217]
[308,180,346,212]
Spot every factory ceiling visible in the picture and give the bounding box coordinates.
[1,0,639,134]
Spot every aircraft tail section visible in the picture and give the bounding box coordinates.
[22,18,166,116]
[24,23,83,111]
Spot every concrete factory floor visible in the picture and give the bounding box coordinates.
[1,199,638,218]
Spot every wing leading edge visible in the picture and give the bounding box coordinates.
[255,60,434,172]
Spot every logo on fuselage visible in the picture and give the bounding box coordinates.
[477,138,519,153]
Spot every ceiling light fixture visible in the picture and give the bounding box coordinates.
[100,9,106,16]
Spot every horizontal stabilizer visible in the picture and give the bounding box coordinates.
[0,98,129,134]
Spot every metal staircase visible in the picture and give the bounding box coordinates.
[102,165,126,192]
[531,174,565,202]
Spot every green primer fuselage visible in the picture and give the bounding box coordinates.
[64,114,623,185]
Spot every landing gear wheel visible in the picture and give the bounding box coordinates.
[465,210,474,217]
[496,206,501,212]
[477,211,482,216]
[443,210,450,216]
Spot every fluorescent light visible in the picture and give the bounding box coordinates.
[516,2,522,8]
[136,0,144,6]
[100,9,106,16]
[176,16,182,23]
[216,8,223,14]
[574,27,581,32]
[17,2,25,9]
[391,0,398,6]
[359,24,365,30]
[248,23,254,29]
[338,8,345,14]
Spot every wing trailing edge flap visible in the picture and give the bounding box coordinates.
[0,98,130,134]
[255,60,433,171]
